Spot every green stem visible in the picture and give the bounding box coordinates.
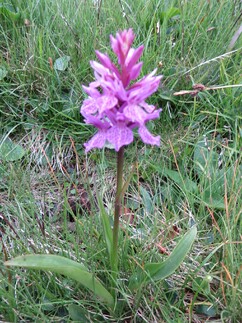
[111,146,124,294]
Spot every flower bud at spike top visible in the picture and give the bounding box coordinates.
[80,29,163,153]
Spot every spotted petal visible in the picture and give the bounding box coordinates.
[106,124,133,151]
[138,126,160,146]
[81,98,98,116]
[123,105,147,124]
[97,95,118,114]
[84,130,107,153]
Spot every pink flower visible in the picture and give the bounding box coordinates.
[80,29,162,153]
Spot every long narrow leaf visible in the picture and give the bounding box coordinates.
[163,168,198,193]
[97,194,113,257]
[4,254,114,307]
[145,225,197,280]
[129,226,197,290]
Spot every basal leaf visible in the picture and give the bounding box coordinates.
[97,195,113,257]
[145,226,197,281]
[4,254,114,307]
[140,186,154,213]
[129,226,197,290]
[202,193,225,209]
[160,7,180,24]
[195,304,217,317]
[163,168,198,193]
[0,137,25,161]
[68,304,88,322]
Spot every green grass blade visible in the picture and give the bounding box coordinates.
[4,254,114,308]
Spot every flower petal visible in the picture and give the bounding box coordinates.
[82,85,100,98]
[129,62,143,82]
[124,104,161,125]
[138,126,160,146]
[139,102,156,113]
[95,50,120,77]
[123,104,147,124]
[84,130,107,153]
[97,95,118,114]
[81,98,98,115]
[126,46,144,69]
[90,61,110,76]
[144,109,161,122]
[106,124,133,151]
[128,75,161,102]
[84,114,110,129]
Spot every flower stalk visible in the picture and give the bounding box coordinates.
[111,146,124,289]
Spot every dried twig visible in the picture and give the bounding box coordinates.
[174,83,242,97]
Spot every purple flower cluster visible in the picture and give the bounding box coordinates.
[81,29,162,152]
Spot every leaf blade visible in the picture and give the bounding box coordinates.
[97,195,113,258]
[129,226,197,290]
[54,56,71,71]
[4,254,114,307]
[145,225,197,281]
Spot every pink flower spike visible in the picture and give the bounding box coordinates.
[80,28,163,152]
[110,29,135,65]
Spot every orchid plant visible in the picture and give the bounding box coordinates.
[4,29,197,315]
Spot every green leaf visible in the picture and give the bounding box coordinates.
[4,254,114,308]
[0,4,21,21]
[68,304,88,322]
[41,297,55,311]
[129,226,197,290]
[159,92,176,103]
[0,137,25,161]
[203,165,241,210]
[140,186,154,213]
[97,195,113,258]
[195,304,217,317]
[0,66,8,80]
[192,276,211,295]
[163,168,198,193]
[193,139,218,176]
[202,191,225,209]
[193,139,228,208]
[54,56,71,71]
[160,7,180,24]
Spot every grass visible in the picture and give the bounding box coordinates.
[0,0,241,321]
